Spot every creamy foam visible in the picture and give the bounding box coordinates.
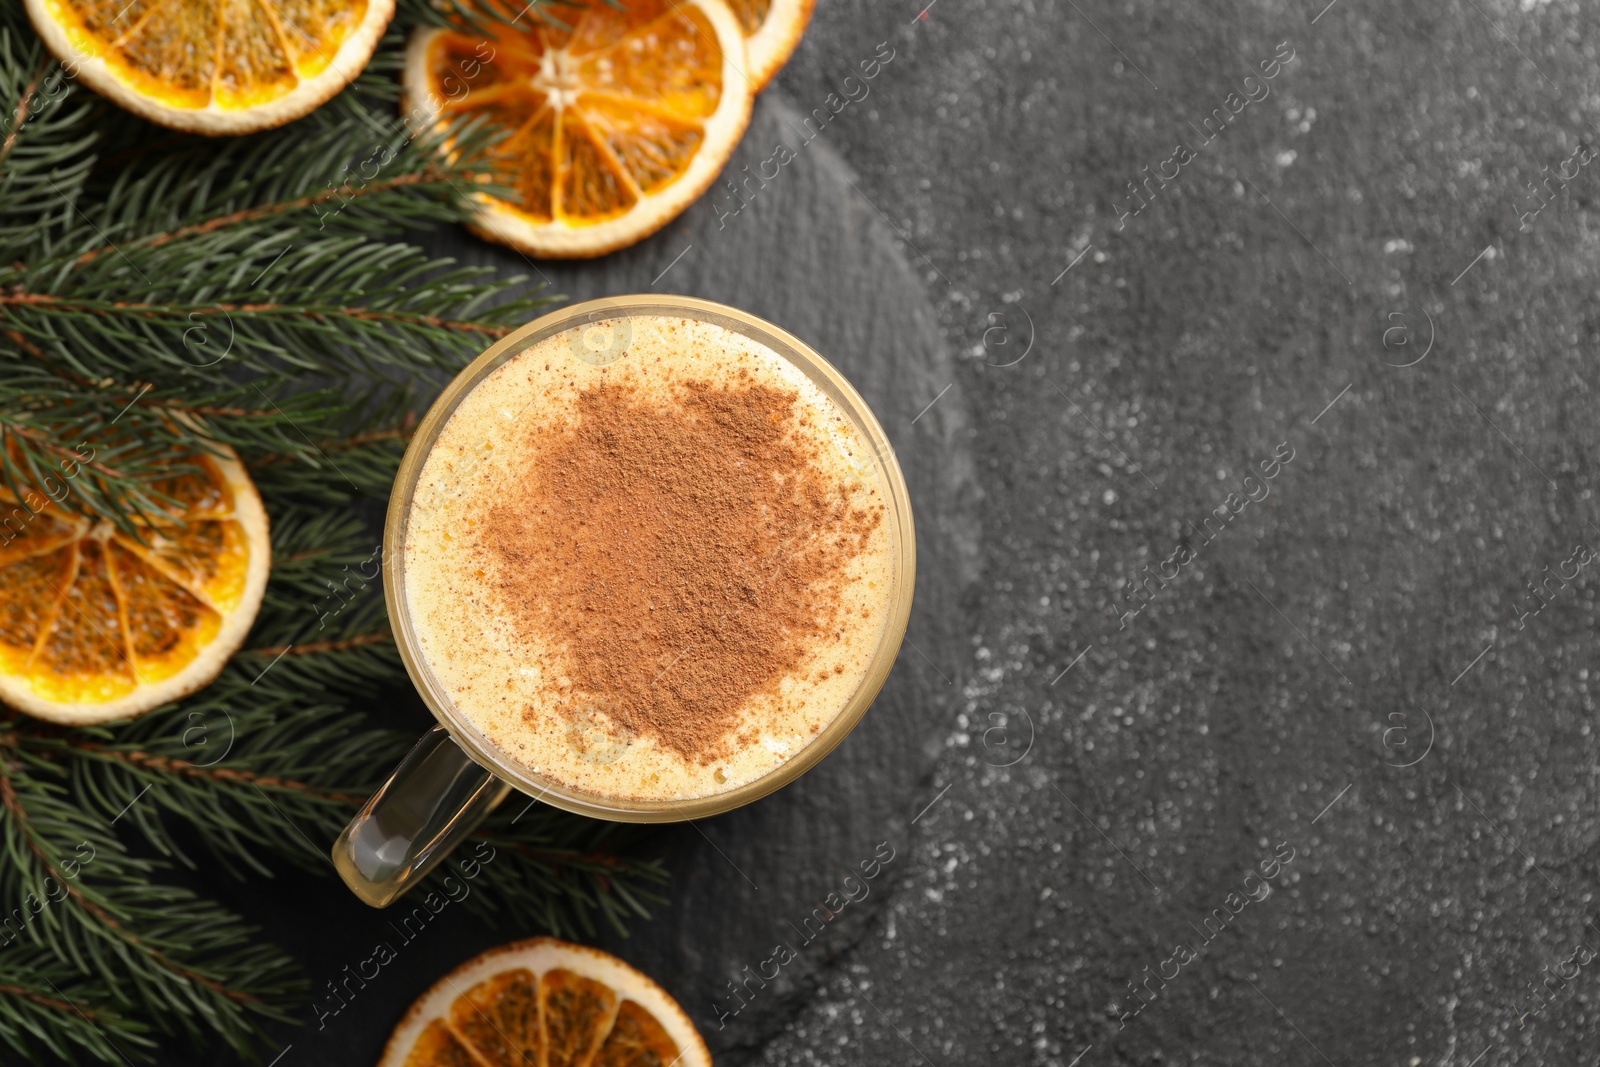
[403,315,896,803]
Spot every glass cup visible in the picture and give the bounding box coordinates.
[332,295,916,907]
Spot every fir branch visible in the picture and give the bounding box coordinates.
[0,53,49,169]
[69,169,455,268]
[50,742,369,807]
[0,947,155,1064]
[0,1,670,1062]
[248,631,392,658]
[462,815,669,939]
[0,290,513,336]
[27,686,670,931]
[0,9,98,259]
[0,744,303,1059]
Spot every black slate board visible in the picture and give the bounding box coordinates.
[201,90,979,1067]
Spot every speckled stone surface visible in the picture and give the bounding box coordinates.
[749,1,1600,1065]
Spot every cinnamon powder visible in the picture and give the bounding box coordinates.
[484,378,883,764]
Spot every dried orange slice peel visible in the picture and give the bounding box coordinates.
[404,0,753,259]
[726,0,813,89]
[0,448,270,725]
[382,937,711,1067]
[25,0,394,135]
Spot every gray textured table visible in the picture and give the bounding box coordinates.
[225,0,1600,1064]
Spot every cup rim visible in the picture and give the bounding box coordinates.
[383,294,916,823]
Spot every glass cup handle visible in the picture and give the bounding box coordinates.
[332,725,512,907]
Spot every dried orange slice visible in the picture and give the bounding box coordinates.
[381,938,711,1067]
[403,0,753,258]
[0,448,270,725]
[24,0,394,135]
[727,0,812,90]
